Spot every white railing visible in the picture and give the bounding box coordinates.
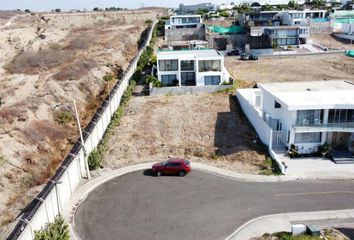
[6,20,157,240]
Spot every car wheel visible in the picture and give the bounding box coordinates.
[157,170,162,177]
[179,171,186,177]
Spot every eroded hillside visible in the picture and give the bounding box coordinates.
[0,9,166,236]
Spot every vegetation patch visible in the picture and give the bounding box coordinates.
[88,80,137,170]
[34,215,69,240]
[54,111,73,125]
[53,60,97,81]
[7,49,75,74]
[0,155,7,166]
[103,73,114,82]
[261,232,321,240]
[258,155,283,176]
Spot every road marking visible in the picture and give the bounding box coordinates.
[275,191,354,197]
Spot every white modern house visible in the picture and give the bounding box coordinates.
[237,80,354,157]
[282,10,328,25]
[164,15,206,47]
[178,3,217,14]
[156,49,230,86]
[165,15,203,30]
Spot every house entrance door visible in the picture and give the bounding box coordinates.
[331,132,350,150]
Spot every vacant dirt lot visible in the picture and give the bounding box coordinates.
[225,54,354,88]
[103,93,268,174]
[0,9,166,237]
[311,33,353,51]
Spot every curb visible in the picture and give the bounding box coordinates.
[226,209,354,240]
[64,161,354,240]
[64,162,158,240]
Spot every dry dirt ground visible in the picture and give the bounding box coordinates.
[311,33,353,51]
[225,54,354,88]
[103,93,268,174]
[0,9,166,237]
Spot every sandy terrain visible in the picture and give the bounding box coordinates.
[0,9,166,237]
[225,54,354,88]
[311,33,353,51]
[103,93,268,175]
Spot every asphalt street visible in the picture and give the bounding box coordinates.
[75,170,354,240]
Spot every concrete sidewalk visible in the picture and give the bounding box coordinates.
[226,209,354,240]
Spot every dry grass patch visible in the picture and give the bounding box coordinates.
[7,49,75,74]
[53,59,97,81]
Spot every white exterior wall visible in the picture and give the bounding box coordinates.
[157,51,228,87]
[237,89,286,173]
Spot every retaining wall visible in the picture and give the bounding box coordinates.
[6,21,157,240]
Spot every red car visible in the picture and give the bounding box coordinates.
[152,158,191,177]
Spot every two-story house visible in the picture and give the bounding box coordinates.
[237,80,354,156]
[165,15,206,48]
[156,49,230,87]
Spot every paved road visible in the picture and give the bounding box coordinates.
[75,170,354,240]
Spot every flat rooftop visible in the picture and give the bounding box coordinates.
[157,49,222,58]
[258,80,354,110]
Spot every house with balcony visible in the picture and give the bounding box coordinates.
[237,80,354,161]
[178,3,217,14]
[282,10,328,25]
[165,15,206,48]
[156,49,230,87]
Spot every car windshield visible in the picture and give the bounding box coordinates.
[185,160,190,165]
[161,161,168,166]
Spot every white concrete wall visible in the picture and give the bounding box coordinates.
[237,89,286,174]
[9,21,157,240]
[237,89,272,146]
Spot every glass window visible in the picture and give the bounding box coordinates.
[181,60,195,71]
[328,109,354,123]
[161,74,178,86]
[198,60,221,72]
[294,132,321,143]
[204,76,220,85]
[296,110,323,125]
[181,72,196,86]
[158,60,178,71]
[274,101,281,109]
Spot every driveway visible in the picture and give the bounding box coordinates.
[75,170,354,240]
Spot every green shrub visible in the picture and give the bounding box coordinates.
[55,111,73,125]
[103,73,114,81]
[273,232,321,240]
[145,75,161,87]
[219,11,230,17]
[0,155,7,166]
[88,148,102,170]
[87,80,136,171]
[34,215,69,240]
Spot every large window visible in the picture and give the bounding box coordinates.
[181,72,196,86]
[181,60,195,71]
[158,60,178,71]
[198,60,221,72]
[290,13,303,19]
[328,109,354,123]
[204,76,220,85]
[296,110,323,125]
[275,38,298,45]
[161,74,178,86]
[294,132,321,143]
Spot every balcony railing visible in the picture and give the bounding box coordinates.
[293,121,354,130]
